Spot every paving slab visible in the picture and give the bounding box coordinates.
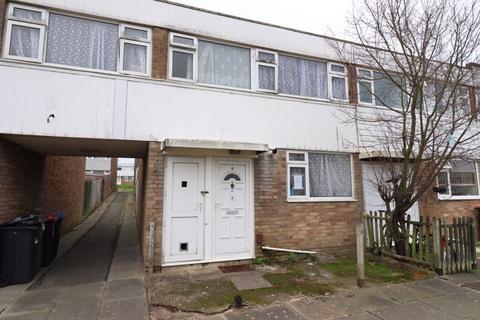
[226,304,305,320]
[103,278,146,301]
[440,273,480,285]
[98,296,148,320]
[325,288,396,315]
[288,297,348,319]
[371,301,459,320]
[411,278,469,295]
[333,312,382,320]
[422,292,480,318]
[227,272,272,291]
[462,281,480,291]
[0,310,51,320]
[376,282,444,304]
[1,288,60,315]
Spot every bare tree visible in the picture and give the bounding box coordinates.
[331,0,480,255]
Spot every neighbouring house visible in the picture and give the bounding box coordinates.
[0,0,479,272]
[117,158,135,186]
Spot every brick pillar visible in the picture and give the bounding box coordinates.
[347,64,358,105]
[152,27,168,79]
[142,142,164,271]
[0,0,7,54]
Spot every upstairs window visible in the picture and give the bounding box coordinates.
[3,4,151,76]
[357,68,404,108]
[197,40,251,89]
[287,151,354,201]
[3,4,47,62]
[169,33,197,81]
[255,49,278,92]
[328,63,348,101]
[278,55,328,99]
[46,13,119,71]
[119,24,152,75]
[437,161,480,199]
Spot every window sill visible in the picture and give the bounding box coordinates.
[287,197,357,203]
[437,195,480,201]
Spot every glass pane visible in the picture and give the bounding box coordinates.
[13,8,42,21]
[437,172,449,195]
[9,24,40,59]
[124,27,148,40]
[46,14,118,71]
[198,40,251,89]
[374,72,402,108]
[308,153,352,197]
[173,35,195,47]
[450,161,479,196]
[289,167,306,196]
[258,51,275,64]
[258,65,275,90]
[278,55,328,98]
[332,76,346,100]
[331,64,345,73]
[123,42,147,73]
[358,69,372,78]
[288,153,305,162]
[359,81,373,104]
[172,50,193,79]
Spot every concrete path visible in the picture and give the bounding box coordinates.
[0,192,148,320]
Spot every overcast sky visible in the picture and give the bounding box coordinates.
[170,0,355,40]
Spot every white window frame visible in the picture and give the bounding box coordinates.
[169,32,198,50]
[437,161,480,200]
[286,151,356,202]
[7,3,48,24]
[3,20,45,63]
[119,39,152,76]
[168,33,198,82]
[119,24,152,42]
[328,62,348,102]
[254,49,278,93]
[357,68,375,106]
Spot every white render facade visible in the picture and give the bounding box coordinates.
[2,0,480,267]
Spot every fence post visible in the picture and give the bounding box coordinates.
[432,218,441,273]
[471,217,477,270]
[357,222,366,288]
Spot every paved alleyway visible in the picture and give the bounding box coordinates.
[0,193,148,320]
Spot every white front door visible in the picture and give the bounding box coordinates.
[163,157,253,265]
[213,160,252,259]
[164,157,205,263]
[362,162,420,221]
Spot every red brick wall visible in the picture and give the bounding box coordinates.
[134,158,146,248]
[0,138,44,224]
[141,142,164,270]
[41,156,86,235]
[254,150,364,255]
[152,27,168,79]
[420,187,480,222]
[0,0,6,55]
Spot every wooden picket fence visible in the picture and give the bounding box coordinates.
[363,212,477,274]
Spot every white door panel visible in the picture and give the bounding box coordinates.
[164,157,205,263]
[214,161,250,257]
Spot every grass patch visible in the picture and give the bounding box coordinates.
[117,184,134,192]
[321,258,411,284]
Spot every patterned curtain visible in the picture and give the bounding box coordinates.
[278,55,328,98]
[258,65,275,90]
[9,25,40,58]
[123,43,146,73]
[332,76,346,100]
[198,40,251,89]
[309,153,352,197]
[46,14,118,71]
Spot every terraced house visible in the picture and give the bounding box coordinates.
[0,0,479,272]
